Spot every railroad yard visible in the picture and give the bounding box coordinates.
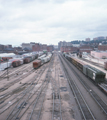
[0,52,107,120]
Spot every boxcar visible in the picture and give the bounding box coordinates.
[83,65,105,83]
[23,57,31,63]
[64,53,106,84]
[33,60,41,69]
[12,60,21,67]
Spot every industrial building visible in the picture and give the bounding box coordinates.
[91,51,107,59]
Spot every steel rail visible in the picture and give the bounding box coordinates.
[0,65,47,104]
[62,53,107,116]
[29,55,54,120]
[59,54,95,120]
[29,74,49,120]
[56,54,62,120]
[52,53,62,120]
[4,65,48,120]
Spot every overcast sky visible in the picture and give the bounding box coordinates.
[0,0,107,46]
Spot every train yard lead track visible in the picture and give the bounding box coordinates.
[60,53,107,116]
[59,54,96,120]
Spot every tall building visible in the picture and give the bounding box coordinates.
[58,41,72,50]
[98,45,107,51]
[93,36,105,40]
[85,38,90,41]
[21,42,35,51]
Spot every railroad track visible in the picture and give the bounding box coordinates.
[0,68,35,92]
[0,60,45,93]
[0,64,48,115]
[80,58,104,69]
[0,63,33,79]
[3,54,54,120]
[0,57,39,79]
[59,54,96,120]
[60,53,107,116]
[28,68,52,120]
[51,53,62,120]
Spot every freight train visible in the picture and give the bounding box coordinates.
[0,53,38,70]
[33,53,52,69]
[64,53,106,84]
[0,52,53,71]
[10,54,38,67]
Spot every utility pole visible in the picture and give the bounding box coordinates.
[7,58,9,81]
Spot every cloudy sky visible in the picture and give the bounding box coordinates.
[0,0,107,46]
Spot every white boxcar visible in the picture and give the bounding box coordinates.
[0,62,11,71]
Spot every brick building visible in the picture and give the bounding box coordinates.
[41,44,47,51]
[79,45,93,53]
[60,46,78,53]
[58,41,72,50]
[47,45,54,52]
[98,45,107,51]
[32,43,40,52]
[32,43,54,52]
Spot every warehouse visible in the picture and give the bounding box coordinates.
[91,51,107,59]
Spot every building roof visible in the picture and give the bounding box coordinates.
[4,48,14,51]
